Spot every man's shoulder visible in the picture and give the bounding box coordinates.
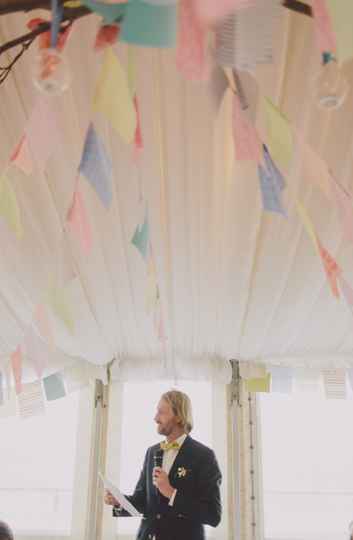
[187,436,215,458]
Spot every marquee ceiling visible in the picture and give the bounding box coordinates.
[1,4,353,377]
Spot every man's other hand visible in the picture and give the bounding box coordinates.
[153,467,175,499]
[104,490,119,506]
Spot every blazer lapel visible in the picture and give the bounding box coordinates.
[168,435,193,481]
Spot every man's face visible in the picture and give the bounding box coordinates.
[154,398,179,436]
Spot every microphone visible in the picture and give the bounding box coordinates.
[153,449,163,495]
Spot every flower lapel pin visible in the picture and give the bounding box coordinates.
[177,467,187,478]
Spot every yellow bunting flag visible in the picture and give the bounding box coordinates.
[93,47,136,144]
[264,97,293,171]
[47,282,75,335]
[244,373,271,393]
[0,174,23,239]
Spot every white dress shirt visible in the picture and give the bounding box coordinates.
[161,433,187,506]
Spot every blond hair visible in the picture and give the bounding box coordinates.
[161,389,194,434]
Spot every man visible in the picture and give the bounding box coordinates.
[105,389,222,540]
[0,521,13,540]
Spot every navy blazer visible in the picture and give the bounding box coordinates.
[113,435,222,540]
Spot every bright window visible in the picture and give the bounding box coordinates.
[260,385,353,540]
[0,392,80,538]
[116,381,213,537]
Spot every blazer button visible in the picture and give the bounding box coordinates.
[156,513,161,519]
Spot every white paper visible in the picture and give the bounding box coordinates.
[99,473,141,517]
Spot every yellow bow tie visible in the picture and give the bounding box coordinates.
[160,441,180,451]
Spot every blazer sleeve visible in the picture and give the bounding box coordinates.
[113,448,149,517]
[171,448,222,527]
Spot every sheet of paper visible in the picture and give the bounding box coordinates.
[18,380,45,419]
[43,372,66,401]
[0,173,23,239]
[323,369,346,399]
[67,186,93,255]
[311,0,337,55]
[99,473,141,516]
[326,1,353,64]
[79,124,113,209]
[264,97,293,172]
[121,0,177,48]
[93,48,136,144]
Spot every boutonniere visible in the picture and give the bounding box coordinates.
[177,467,187,478]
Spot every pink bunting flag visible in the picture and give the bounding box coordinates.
[194,0,254,23]
[330,176,353,244]
[318,241,341,298]
[26,97,61,171]
[94,24,120,51]
[67,186,93,255]
[133,95,144,159]
[11,346,23,395]
[10,135,33,176]
[34,303,54,348]
[232,93,262,164]
[176,0,209,81]
[311,0,337,55]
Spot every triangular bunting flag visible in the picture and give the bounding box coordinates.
[79,123,113,209]
[232,93,262,163]
[264,97,293,172]
[318,241,341,298]
[131,214,149,259]
[93,47,136,144]
[176,0,209,81]
[10,135,34,176]
[47,282,75,335]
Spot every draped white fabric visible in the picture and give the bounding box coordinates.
[1,6,353,380]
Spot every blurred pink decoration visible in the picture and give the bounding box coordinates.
[11,346,23,395]
[94,24,120,51]
[232,93,262,163]
[67,186,93,255]
[10,135,33,176]
[133,95,144,159]
[176,0,209,81]
[193,0,254,23]
[311,0,337,55]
